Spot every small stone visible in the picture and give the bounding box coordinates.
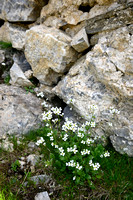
[71,28,90,52]
[27,154,40,166]
[10,63,33,87]
[19,160,26,169]
[34,191,51,200]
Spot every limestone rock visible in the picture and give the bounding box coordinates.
[0,22,11,43]
[86,27,133,98]
[10,63,33,87]
[25,25,77,86]
[71,28,90,52]
[34,191,51,200]
[85,2,133,34]
[1,0,46,22]
[0,22,27,50]
[0,84,42,136]
[35,85,55,100]
[41,0,90,26]
[96,0,117,6]
[53,55,133,156]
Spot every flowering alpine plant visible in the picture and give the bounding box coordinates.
[36,96,118,186]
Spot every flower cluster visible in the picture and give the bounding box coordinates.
[67,98,75,105]
[51,107,63,116]
[86,138,94,145]
[109,107,120,114]
[62,118,78,132]
[37,91,44,98]
[35,102,111,186]
[62,134,68,141]
[81,149,90,155]
[58,147,65,156]
[67,145,78,154]
[89,160,100,171]
[66,160,82,170]
[100,151,110,158]
[42,111,52,121]
[36,137,46,146]
[41,101,49,107]
[88,104,98,114]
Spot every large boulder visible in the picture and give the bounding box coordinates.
[0,22,27,50]
[86,26,133,98]
[0,84,42,136]
[0,0,46,22]
[25,25,77,86]
[40,0,90,26]
[53,26,133,156]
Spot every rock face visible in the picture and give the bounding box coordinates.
[53,27,133,156]
[86,27,133,98]
[25,25,77,86]
[71,28,90,52]
[0,84,42,136]
[0,22,27,50]
[0,0,46,22]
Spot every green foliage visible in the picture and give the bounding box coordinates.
[4,75,10,85]
[0,41,12,49]
[24,86,35,94]
[36,105,110,187]
[11,160,20,172]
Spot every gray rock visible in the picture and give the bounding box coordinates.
[34,191,51,200]
[0,22,27,50]
[0,84,42,136]
[25,25,77,86]
[86,27,133,98]
[26,154,40,166]
[1,0,46,22]
[53,53,133,156]
[26,174,51,186]
[10,62,33,87]
[71,28,90,52]
[85,2,133,34]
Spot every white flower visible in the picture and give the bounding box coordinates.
[36,137,45,146]
[88,104,98,114]
[100,154,103,158]
[47,132,52,136]
[54,144,58,148]
[52,118,58,124]
[89,160,93,166]
[77,132,84,138]
[109,107,120,114]
[108,122,112,127]
[90,121,96,128]
[81,149,90,155]
[104,151,110,157]
[50,136,54,141]
[51,142,54,146]
[67,98,75,105]
[51,107,62,115]
[73,176,76,180]
[85,121,90,126]
[93,163,100,171]
[46,123,49,127]
[42,111,52,121]
[62,119,78,132]
[1,63,6,66]
[37,92,44,98]
[41,101,48,107]
[86,138,94,145]
[81,140,86,144]
[60,152,65,156]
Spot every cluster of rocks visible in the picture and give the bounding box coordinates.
[0,0,133,156]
